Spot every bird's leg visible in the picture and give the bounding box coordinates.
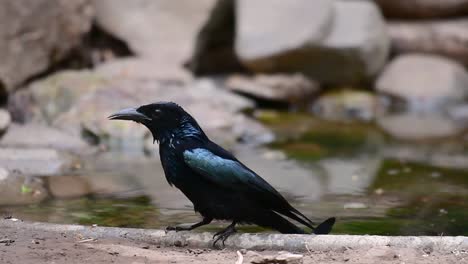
[165,217,213,232]
[212,221,237,248]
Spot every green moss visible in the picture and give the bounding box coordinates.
[22,196,160,228]
[332,218,409,235]
[371,159,468,193]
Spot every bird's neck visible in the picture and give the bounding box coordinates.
[159,116,207,145]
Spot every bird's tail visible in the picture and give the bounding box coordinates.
[253,211,336,235]
[252,210,307,234]
[313,217,336,234]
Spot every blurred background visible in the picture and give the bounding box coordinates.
[0,0,467,236]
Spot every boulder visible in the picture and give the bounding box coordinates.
[93,0,216,73]
[388,19,468,66]
[0,148,73,176]
[225,74,319,103]
[52,77,271,146]
[0,124,89,152]
[8,70,108,123]
[374,0,468,19]
[95,57,192,83]
[377,113,464,140]
[235,0,389,84]
[0,0,93,92]
[376,54,468,108]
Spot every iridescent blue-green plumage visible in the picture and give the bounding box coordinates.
[109,102,335,246]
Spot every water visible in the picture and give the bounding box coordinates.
[1,111,467,235]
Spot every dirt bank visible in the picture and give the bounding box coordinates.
[1,220,466,264]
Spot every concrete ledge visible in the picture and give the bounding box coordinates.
[2,220,467,252]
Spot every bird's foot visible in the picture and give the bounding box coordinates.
[212,223,237,249]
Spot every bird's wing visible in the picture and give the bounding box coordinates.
[183,147,315,229]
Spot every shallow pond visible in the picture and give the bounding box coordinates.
[1,111,467,236]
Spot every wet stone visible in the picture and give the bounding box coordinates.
[0,109,11,135]
[47,176,92,199]
[0,124,89,153]
[0,148,72,176]
[0,172,48,206]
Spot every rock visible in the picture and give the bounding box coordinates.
[188,0,245,75]
[250,252,303,264]
[235,0,389,84]
[93,0,216,73]
[376,54,468,109]
[377,112,464,140]
[0,124,89,152]
[47,74,268,146]
[0,109,11,135]
[95,57,192,82]
[0,0,93,91]
[226,74,319,103]
[236,0,333,61]
[374,0,468,19]
[448,104,468,122]
[0,167,9,181]
[311,90,379,121]
[0,148,72,176]
[47,175,91,198]
[9,70,108,123]
[344,202,368,209]
[388,19,468,66]
[0,172,48,206]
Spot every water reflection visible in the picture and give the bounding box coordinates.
[1,111,467,235]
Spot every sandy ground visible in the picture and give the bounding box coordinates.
[1,224,467,264]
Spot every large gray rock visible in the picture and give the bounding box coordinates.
[0,148,72,176]
[377,113,464,140]
[388,19,468,66]
[0,124,89,152]
[376,54,468,108]
[52,77,271,146]
[93,0,216,73]
[9,70,107,123]
[235,0,389,84]
[374,0,468,19]
[0,0,93,92]
[225,74,319,103]
[95,57,193,83]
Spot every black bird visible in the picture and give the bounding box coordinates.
[109,102,335,246]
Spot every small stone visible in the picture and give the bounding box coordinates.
[0,167,9,181]
[374,188,384,195]
[226,74,319,103]
[344,202,368,209]
[0,109,11,135]
[251,251,303,264]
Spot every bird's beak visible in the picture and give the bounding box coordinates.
[108,107,151,122]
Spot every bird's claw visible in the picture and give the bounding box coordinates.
[212,226,236,249]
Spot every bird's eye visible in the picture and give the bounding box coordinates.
[153,109,162,118]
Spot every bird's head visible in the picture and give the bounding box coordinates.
[108,102,205,143]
